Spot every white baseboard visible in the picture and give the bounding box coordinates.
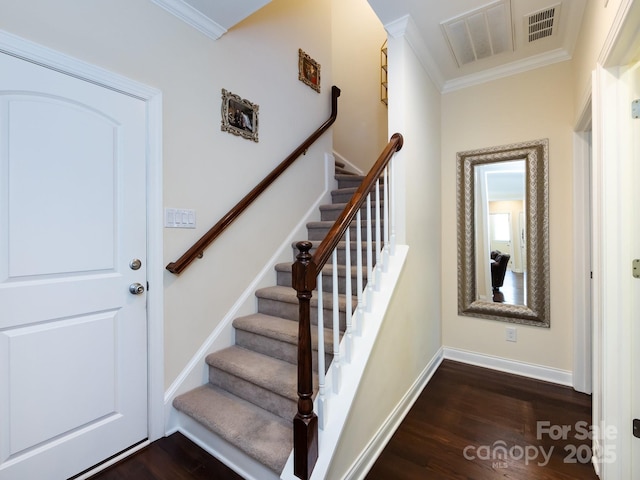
[342,347,445,480]
[443,347,573,386]
[332,150,364,175]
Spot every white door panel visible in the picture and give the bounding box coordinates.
[0,52,147,479]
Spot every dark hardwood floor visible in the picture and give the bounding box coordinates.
[87,433,244,480]
[493,270,525,305]
[366,360,597,480]
[90,360,596,480]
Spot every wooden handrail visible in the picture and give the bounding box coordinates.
[312,132,403,271]
[166,85,342,275]
[292,132,403,480]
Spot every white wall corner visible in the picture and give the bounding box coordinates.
[384,15,445,92]
[443,347,573,386]
[151,0,227,40]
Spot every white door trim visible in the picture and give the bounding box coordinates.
[0,30,165,443]
[572,110,592,395]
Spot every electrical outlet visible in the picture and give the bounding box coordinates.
[506,327,517,342]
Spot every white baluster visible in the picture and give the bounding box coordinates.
[316,271,326,429]
[356,209,364,336]
[375,178,382,291]
[390,156,396,256]
[344,227,352,363]
[332,249,341,393]
[383,166,390,272]
[366,193,374,312]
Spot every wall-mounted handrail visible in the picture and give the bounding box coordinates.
[166,85,341,275]
[291,132,403,479]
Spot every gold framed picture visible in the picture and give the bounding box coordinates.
[298,49,320,93]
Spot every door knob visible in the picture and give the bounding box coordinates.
[129,283,145,295]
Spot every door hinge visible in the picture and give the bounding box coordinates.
[634,419,640,439]
[634,260,640,279]
[633,99,640,119]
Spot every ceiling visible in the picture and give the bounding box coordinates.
[368,0,587,92]
[151,0,587,93]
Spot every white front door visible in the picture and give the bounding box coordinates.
[0,52,148,479]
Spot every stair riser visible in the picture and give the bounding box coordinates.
[257,298,349,330]
[277,270,367,296]
[307,224,384,242]
[320,204,385,222]
[208,367,297,422]
[336,177,384,189]
[331,187,384,204]
[291,244,372,266]
[235,330,333,373]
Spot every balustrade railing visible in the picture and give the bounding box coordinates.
[291,133,403,479]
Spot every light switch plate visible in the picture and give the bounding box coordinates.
[165,208,196,228]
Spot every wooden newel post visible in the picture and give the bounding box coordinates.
[292,241,318,479]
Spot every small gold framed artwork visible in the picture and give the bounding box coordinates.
[298,49,320,93]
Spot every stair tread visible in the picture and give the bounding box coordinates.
[320,202,384,211]
[173,384,291,473]
[332,185,384,195]
[255,284,355,306]
[306,219,382,228]
[291,239,369,248]
[274,261,367,275]
[206,345,315,400]
[233,313,335,349]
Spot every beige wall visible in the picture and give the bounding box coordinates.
[332,0,388,171]
[441,61,574,371]
[571,0,626,119]
[0,0,334,388]
[327,31,443,477]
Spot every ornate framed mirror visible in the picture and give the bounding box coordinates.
[456,139,550,327]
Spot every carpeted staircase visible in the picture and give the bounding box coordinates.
[173,165,382,475]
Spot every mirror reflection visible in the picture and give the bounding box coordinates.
[474,160,526,305]
[456,139,549,327]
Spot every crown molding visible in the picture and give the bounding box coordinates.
[151,0,227,40]
[442,48,571,94]
[384,14,445,92]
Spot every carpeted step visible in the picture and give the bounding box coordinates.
[290,240,373,266]
[331,184,385,204]
[255,285,354,330]
[173,383,292,473]
[335,173,384,189]
[335,165,355,175]
[275,262,368,296]
[233,313,335,371]
[306,219,384,241]
[320,202,385,222]
[206,346,316,421]
[335,173,365,189]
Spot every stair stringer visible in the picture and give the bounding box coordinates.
[280,245,409,480]
[164,152,337,434]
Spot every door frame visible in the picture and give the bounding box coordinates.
[0,28,165,449]
[572,98,592,395]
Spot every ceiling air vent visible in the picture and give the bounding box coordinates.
[526,4,560,42]
[441,0,514,67]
